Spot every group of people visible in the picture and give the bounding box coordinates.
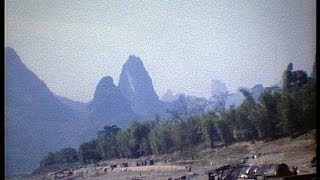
[136,159,154,166]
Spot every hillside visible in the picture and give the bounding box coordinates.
[9,129,316,180]
[5,47,96,175]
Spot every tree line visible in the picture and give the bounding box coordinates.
[40,63,316,167]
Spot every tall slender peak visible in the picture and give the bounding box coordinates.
[118,55,160,116]
[123,55,145,72]
[119,55,158,100]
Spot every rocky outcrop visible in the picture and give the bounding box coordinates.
[160,90,182,102]
[211,80,229,97]
[88,76,138,128]
[118,55,163,118]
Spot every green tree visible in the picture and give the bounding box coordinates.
[149,122,174,154]
[128,121,153,157]
[299,81,316,130]
[282,63,294,92]
[115,130,132,158]
[280,92,302,136]
[40,152,57,167]
[170,121,184,151]
[200,113,217,148]
[292,70,308,86]
[253,88,283,139]
[218,109,236,145]
[280,63,315,136]
[287,81,316,132]
[79,139,101,164]
[40,147,79,167]
[235,88,258,141]
[59,147,79,164]
[96,125,121,159]
[171,116,203,158]
[185,116,203,147]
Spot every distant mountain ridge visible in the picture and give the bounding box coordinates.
[87,55,171,129]
[5,47,270,176]
[5,51,172,176]
[210,80,265,109]
[5,47,95,175]
[55,95,88,113]
[5,47,74,117]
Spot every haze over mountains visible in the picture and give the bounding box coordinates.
[119,56,160,116]
[6,47,271,175]
[88,76,138,129]
[5,47,97,175]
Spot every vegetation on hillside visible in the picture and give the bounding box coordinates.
[39,63,316,168]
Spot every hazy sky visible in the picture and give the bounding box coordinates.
[5,0,316,102]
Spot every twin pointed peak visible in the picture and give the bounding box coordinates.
[80,54,162,118]
[123,55,144,69]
